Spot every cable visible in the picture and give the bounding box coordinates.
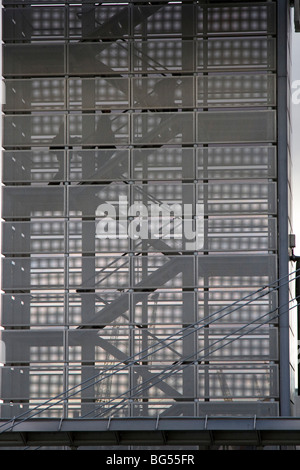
[87,293,300,418]
[0,267,298,432]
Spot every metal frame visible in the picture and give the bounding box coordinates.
[1,417,300,448]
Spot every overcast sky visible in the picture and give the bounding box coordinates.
[291,16,300,255]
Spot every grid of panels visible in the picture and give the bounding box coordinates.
[1,1,279,420]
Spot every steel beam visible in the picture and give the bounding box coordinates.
[1,417,300,447]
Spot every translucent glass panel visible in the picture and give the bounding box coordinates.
[2,146,276,184]
[197,254,277,289]
[1,365,278,408]
[197,365,279,399]
[132,76,194,109]
[1,289,277,328]
[133,4,195,38]
[2,112,276,148]
[69,42,129,75]
[197,146,276,180]
[132,148,195,181]
[2,220,65,255]
[132,327,278,363]
[1,254,277,291]
[197,111,276,144]
[2,3,276,41]
[2,187,64,219]
[68,114,129,146]
[3,44,65,76]
[204,288,278,325]
[132,112,194,145]
[198,38,276,71]
[68,78,129,110]
[3,7,66,41]
[4,79,65,112]
[2,150,65,183]
[203,3,276,35]
[68,184,129,218]
[4,74,275,112]
[0,326,278,365]
[2,39,276,78]
[3,115,65,147]
[1,293,66,326]
[1,216,277,255]
[205,217,277,253]
[133,40,194,73]
[197,74,276,108]
[2,257,65,291]
[69,149,129,182]
[69,4,129,40]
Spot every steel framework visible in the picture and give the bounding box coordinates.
[0,0,297,449]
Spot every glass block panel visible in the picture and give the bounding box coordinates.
[2,257,65,291]
[2,187,65,219]
[2,7,66,41]
[69,149,129,182]
[68,114,129,146]
[68,77,129,110]
[2,150,65,183]
[3,44,65,76]
[197,146,276,180]
[132,148,195,181]
[197,111,276,144]
[197,74,276,107]
[68,42,129,75]
[132,76,194,109]
[69,4,129,40]
[4,79,65,111]
[2,220,65,255]
[3,114,66,147]
[132,112,194,145]
[133,40,195,73]
[1,293,65,327]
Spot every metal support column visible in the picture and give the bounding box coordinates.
[277,0,291,416]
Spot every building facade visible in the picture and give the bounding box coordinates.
[0,0,295,435]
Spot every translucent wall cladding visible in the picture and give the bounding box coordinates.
[1,1,280,420]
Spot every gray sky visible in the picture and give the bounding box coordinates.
[291,18,300,254]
